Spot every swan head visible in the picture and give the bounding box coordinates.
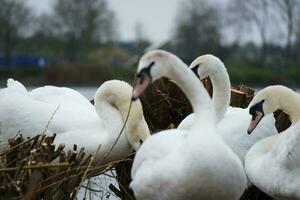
[126,115,150,150]
[95,80,151,151]
[189,54,225,79]
[132,50,176,100]
[247,86,282,134]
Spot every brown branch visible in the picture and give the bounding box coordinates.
[0,134,41,156]
[72,144,102,198]
[0,162,70,172]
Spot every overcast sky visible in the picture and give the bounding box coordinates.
[27,0,238,44]
[26,0,183,43]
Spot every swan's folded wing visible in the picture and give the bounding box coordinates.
[30,86,95,112]
[273,122,300,169]
[131,131,182,178]
[6,79,27,93]
[0,79,27,95]
[0,87,60,138]
[218,107,277,161]
[177,114,195,130]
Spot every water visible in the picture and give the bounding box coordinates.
[72,86,98,100]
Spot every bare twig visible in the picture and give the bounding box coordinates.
[73,144,101,198]
[0,162,70,172]
[42,105,60,135]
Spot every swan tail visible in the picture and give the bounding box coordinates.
[6,78,27,93]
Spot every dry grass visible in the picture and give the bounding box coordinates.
[0,133,130,200]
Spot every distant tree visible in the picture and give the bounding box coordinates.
[273,0,300,62]
[134,22,147,43]
[173,0,221,63]
[229,0,272,66]
[133,21,151,57]
[50,0,117,61]
[0,0,32,67]
[294,13,300,63]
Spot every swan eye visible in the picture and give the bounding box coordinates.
[139,139,143,145]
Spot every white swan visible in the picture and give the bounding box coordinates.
[245,85,300,199]
[0,79,150,163]
[178,54,278,163]
[130,50,247,200]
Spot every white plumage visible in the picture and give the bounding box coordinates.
[245,85,300,199]
[178,54,278,163]
[130,50,247,200]
[0,79,150,163]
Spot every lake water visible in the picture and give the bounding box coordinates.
[72,86,98,100]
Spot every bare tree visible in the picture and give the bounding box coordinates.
[0,0,31,67]
[228,0,272,65]
[273,0,300,61]
[173,0,221,62]
[50,0,117,60]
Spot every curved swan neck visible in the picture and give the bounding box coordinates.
[278,89,300,124]
[246,135,278,174]
[209,63,231,122]
[94,82,135,134]
[94,82,150,150]
[167,54,215,124]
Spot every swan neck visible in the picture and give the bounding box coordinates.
[94,92,132,135]
[246,135,278,175]
[168,57,214,124]
[209,66,231,122]
[279,90,300,124]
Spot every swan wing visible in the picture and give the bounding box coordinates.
[131,131,182,178]
[217,107,277,162]
[5,78,27,93]
[0,82,103,140]
[0,86,60,138]
[272,122,300,169]
[130,130,186,200]
[30,86,95,112]
[177,113,195,130]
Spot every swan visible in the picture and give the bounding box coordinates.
[130,50,247,200]
[245,85,300,199]
[0,79,150,163]
[178,54,278,163]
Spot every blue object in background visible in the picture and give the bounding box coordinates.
[0,55,46,69]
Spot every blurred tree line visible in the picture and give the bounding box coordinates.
[0,0,300,85]
[170,0,300,86]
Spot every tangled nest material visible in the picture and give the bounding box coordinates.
[0,133,130,200]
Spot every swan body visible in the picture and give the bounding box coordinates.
[178,54,277,163]
[130,50,247,200]
[246,85,300,199]
[0,79,150,163]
